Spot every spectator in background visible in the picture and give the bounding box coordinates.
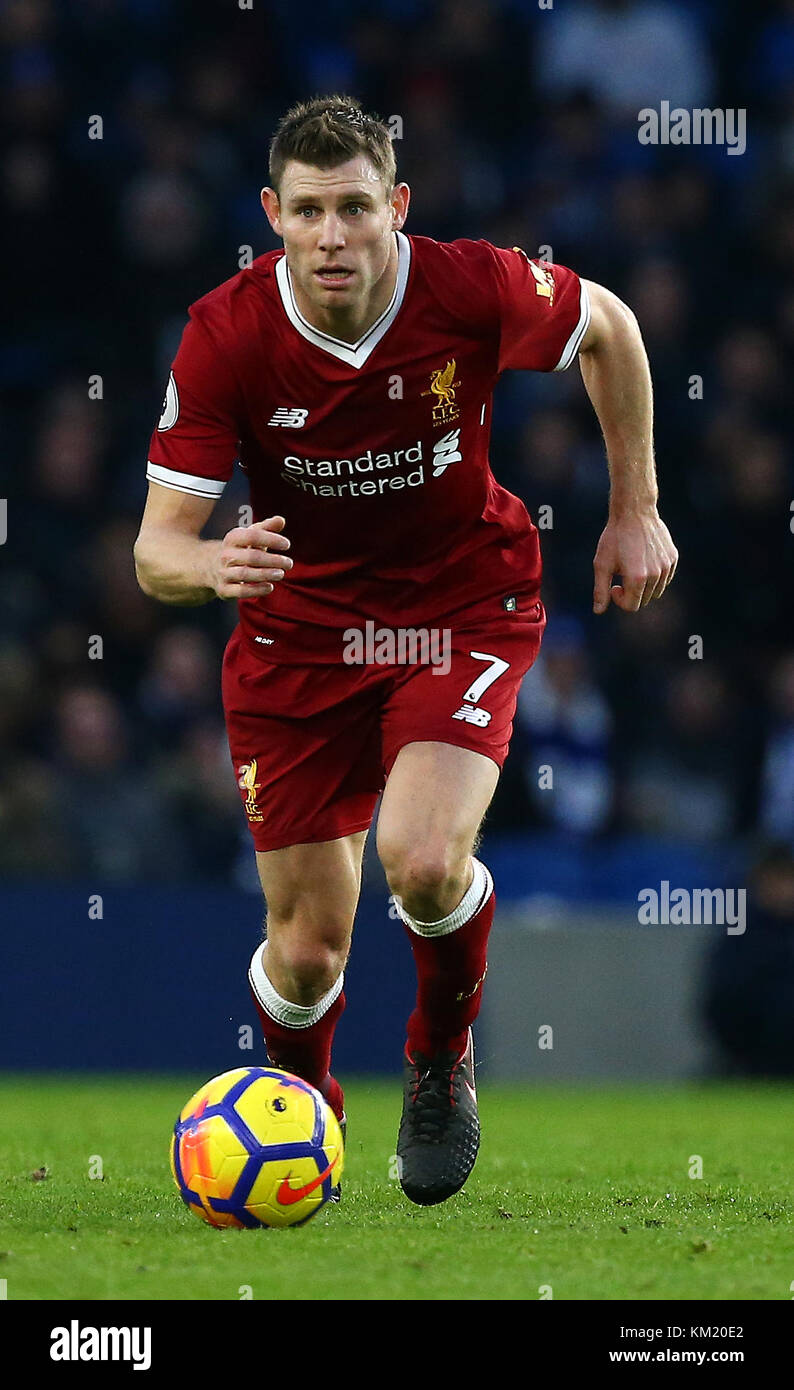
[49,684,189,881]
[622,664,747,843]
[29,384,107,611]
[534,0,714,116]
[760,654,794,847]
[516,617,614,835]
[624,257,692,409]
[137,625,221,751]
[87,517,165,691]
[0,756,74,879]
[157,717,247,882]
[0,639,72,877]
[598,591,687,754]
[695,422,793,659]
[701,843,794,1077]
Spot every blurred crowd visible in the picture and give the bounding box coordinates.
[2,0,793,884]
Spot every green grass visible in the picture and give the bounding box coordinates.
[1,1074,793,1300]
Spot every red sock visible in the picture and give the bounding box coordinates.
[247,944,346,1120]
[399,859,494,1059]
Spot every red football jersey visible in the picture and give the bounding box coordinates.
[146,233,590,662]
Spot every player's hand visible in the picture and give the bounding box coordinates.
[593,507,678,613]
[212,515,293,600]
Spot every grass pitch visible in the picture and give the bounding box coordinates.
[1,1074,792,1301]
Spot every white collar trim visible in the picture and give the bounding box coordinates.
[275,230,411,368]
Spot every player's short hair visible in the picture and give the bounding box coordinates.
[269,95,396,195]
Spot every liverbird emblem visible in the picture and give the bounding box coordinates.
[238,759,263,822]
[422,359,462,426]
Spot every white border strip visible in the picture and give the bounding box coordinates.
[553,279,591,371]
[146,462,227,498]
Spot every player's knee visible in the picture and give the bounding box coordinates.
[381,844,467,919]
[265,935,347,1003]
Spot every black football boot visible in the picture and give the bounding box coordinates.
[397,1029,480,1206]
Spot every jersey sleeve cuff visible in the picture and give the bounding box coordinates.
[146,462,228,498]
[553,279,591,371]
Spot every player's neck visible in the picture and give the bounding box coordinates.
[291,233,399,345]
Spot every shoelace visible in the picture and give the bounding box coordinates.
[408,1056,460,1143]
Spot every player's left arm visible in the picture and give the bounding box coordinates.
[578,280,678,614]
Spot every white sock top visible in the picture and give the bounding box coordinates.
[248,942,344,1028]
[394,857,493,938]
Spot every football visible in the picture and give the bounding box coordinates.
[170,1066,344,1229]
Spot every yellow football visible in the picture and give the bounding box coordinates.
[170,1066,344,1229]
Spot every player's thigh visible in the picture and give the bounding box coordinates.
[223,628,383,855]
[376,741,498,881]
[255,830,369,952]
[376,600,545,879]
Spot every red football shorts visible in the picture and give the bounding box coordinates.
[222,598,545,853]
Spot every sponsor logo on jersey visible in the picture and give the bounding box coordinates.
[422,359,461,426]
[268,407,309,428]
[238,759,264,821]
[513,247,556,306]
[451,703,492,727]
[432,428,462,476]
[279,433,464,498]
[281,441,425,497]
[157,371,179,431]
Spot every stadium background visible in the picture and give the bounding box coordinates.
[2,0,793,1079]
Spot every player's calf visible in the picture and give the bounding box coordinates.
[390,856,495,1059]
[390,857,495,1203]
[248,940,347,1122]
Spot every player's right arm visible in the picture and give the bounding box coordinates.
[133,485,292,606]
[133,306,292,605]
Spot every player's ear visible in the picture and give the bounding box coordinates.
[261,187,282,236]
[390,182,410,230]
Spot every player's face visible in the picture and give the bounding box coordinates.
[261,157,409,326]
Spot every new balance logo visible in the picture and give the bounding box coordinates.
[432,428,462,476]
[268,407,309,428]
[452,704,492,727]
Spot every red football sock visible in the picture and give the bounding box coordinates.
[247,943,346,1120]
[398,859,495,1059]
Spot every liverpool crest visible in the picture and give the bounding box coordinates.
[422,359,461,426]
